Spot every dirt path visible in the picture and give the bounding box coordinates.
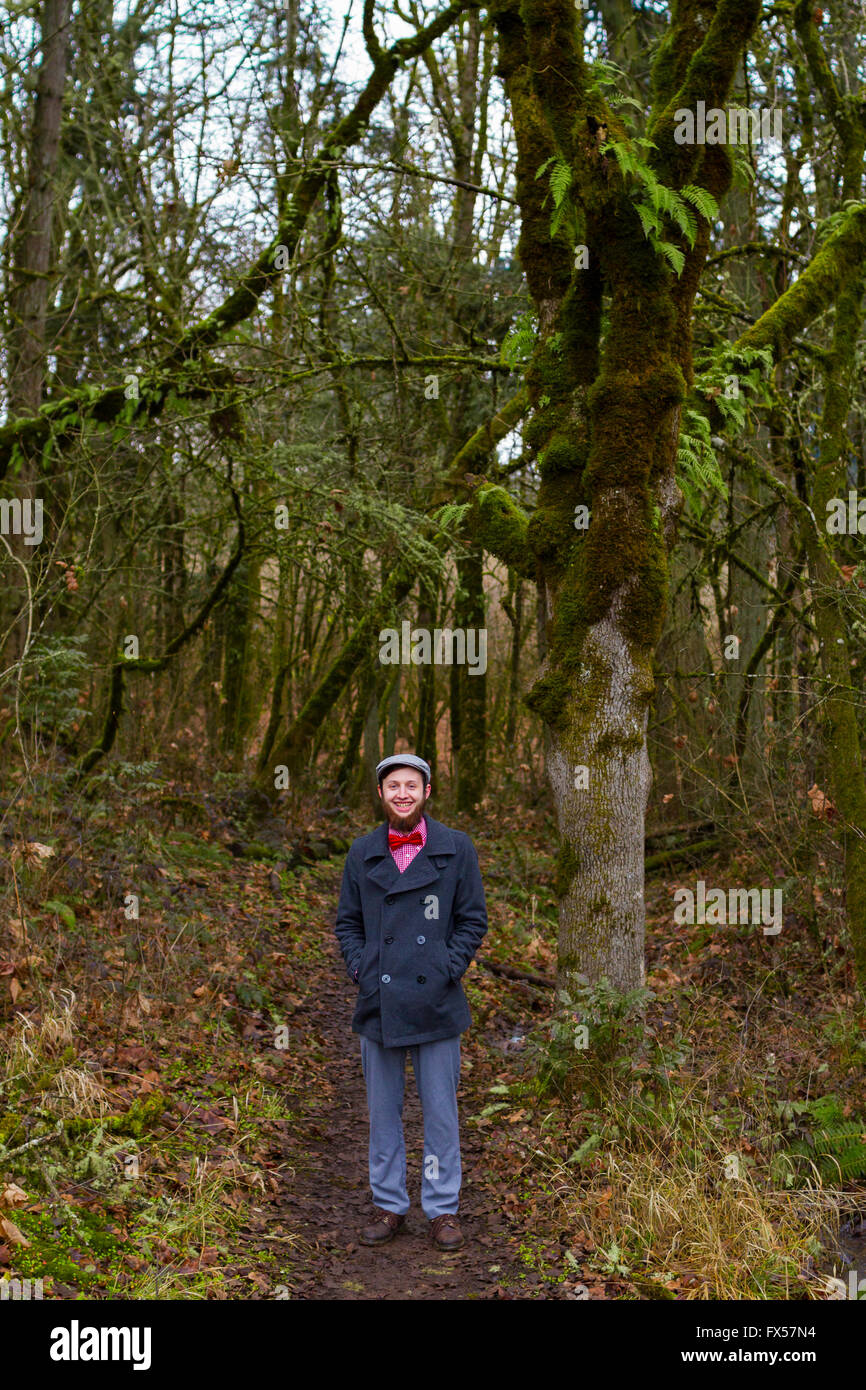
[271,921,571,1300]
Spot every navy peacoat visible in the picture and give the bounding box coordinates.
[334,815,488,1048]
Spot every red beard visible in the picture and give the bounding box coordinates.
[384,804,425,833]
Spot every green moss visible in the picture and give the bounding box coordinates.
[527,502,575,564]
[445,388,529,484]
[523,412,548,452]
[13,1206,122,1290]
[469,484,533,576]
[538,435,577,475]
[526,668,577,729]
[622,532,669,649]
[650,0,701,111]
[559,273,602,380]
[65,1092,166,1139]
[0,1113,21,1144]
[555,840,581,899]
[558,946,605,981]
[650,0,763,182]
[740,204,866,363]
[491,0,574,310]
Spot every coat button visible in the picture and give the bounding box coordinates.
[385,936,394,944]
[381,974,391,983]
[416,935,425,944]
[417,975,426,984]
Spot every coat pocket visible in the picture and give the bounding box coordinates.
[356,940,379,994]
[432,938,455,984]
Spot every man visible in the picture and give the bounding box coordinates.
[334,753,487,1252]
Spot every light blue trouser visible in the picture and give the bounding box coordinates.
[359,1034,462,1220]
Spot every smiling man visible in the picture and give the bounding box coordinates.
[335,754,487,1252]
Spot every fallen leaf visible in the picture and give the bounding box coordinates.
[0,1184,28,1209]
[11,841,55,867]
[807,783,836,821]
[0,1216,30,1248]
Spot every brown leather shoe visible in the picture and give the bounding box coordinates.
[430,1213,463,1251]
[359,1207,406,1246]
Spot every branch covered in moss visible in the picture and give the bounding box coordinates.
[467,481,533,577]
[433,387,529,503]
[734,204,866,362]
[489,0,574,320]
[73,481,245,778]
[650,0,763,183]
[255,387,537,792]
[793,0,849,142]
[518,0,587,160]
[0,0,480,480]
[257,561,418,786]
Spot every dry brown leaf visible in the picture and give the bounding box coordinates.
[6,918,26,944]
[807,783,837,821]
[11,841,55,868]
[0,1216,30,1248]
[0,1183,27,1209]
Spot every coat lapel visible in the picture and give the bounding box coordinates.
[363,815,456,894]
[364,822,400,892]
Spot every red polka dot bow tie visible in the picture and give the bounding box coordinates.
[389,830,423,849]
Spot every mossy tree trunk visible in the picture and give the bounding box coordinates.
[337,662,377,800]
[219,555,259,761]
[3,0,71,663]
[792,2,866,982]
[416,578,439,779]
[476,0,866,993]
[454,545,487,811]
[382,664,402,759]
[483,0,763,990]
[7,0,70,419]
[502,572,524,747]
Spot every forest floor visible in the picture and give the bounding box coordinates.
[2,781,865,1300]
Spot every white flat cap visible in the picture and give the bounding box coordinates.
[376,754,431,785]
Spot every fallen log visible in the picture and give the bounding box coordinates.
[644,836,723,873]
[476,955,555,988]
[644,819,716,851]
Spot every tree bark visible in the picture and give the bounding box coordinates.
[482,0,763,990]
[455,545,487,810]
[4,0,71,663]
[7,0,71,417]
